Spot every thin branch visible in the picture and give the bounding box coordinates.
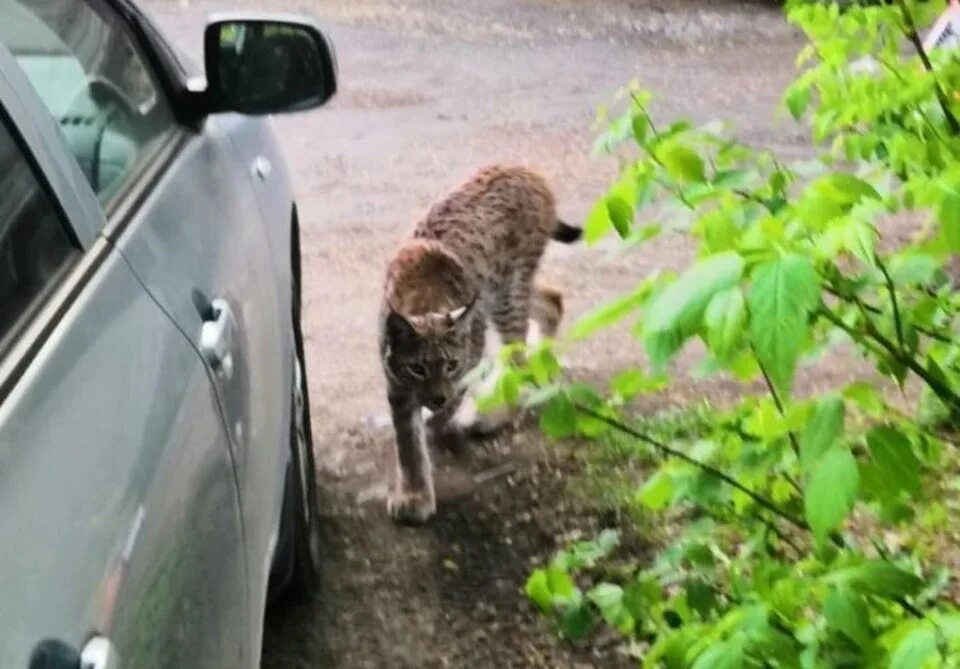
[758,514,804,559]
[873,55,957,153]
[758,360,803,461]
[865,320,960,409]
[824,283,952,344]
[631,94,659,136]
[571,403,809,530]
[897,0,960,135]
[875,256,906,353]
[820,303,960,411]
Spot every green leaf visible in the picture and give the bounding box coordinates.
[585,199,614,244]
[866,426,921,498]
[606,195,633,239]
[553,533,618,571]
[743,398,791,441]
[632,114,648,145]
[525,569,552,612]
[610,369,666,400]
[704,287,746,360]
[804,446,859,542]
[540,393,577,439]
[588,583,634,633]
[546,565,575,602]
[748,254,820,394]
[527,563,579,611]
[799,397,845,472]
[828,561,924,598]
[643,252,745,365]
[691,637,745,669]
[889,624,938,669]
[713,169,752,190]
[587,583,623,612]
[843,382,884,416]
[498,369,521,406]
[624,575,661,621]
[685,579,718,617]
[527,346,561,385]
[889,253,938,287]
[785,82,811,120]
[811,173,881,207]
[559,601,595,640]
[937,191,960,252]
[572,280,651,340]
[823,587,872,649]
[637,470,674,510]
[655,140,706,183]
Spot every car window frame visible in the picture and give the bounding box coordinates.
[0,101,99,393]
[0,0,192,223]
[0,44,121,401]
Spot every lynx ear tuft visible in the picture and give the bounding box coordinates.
[446,294,478,325]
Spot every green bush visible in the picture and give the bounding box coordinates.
[493,1,960,665]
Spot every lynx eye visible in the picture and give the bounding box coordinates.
[444,359,460,374]
[407,363,427,378]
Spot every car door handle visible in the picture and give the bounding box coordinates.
[200,297,235,379]
[80,637,120,669]
[28,636,119,669]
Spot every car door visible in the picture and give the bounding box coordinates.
[0,0,293,652]
[0,27,250,669]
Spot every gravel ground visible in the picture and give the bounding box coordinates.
[144,1,830,666]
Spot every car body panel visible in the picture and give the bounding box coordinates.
[0,240,249,668]
[107,115,293,651]
[0,22,256,669]
[218,113,295,291]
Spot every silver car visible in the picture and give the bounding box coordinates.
[0,2,337,667]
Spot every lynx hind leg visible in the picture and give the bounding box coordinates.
[456,274,533,438]
[531,281,564,340]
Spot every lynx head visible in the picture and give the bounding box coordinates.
[382,241,484,411]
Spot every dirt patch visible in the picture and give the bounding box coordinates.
[262,427,638,669]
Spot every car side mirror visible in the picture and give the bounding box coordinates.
[203,15,337,115]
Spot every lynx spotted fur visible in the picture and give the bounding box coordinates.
[378,165,581,523]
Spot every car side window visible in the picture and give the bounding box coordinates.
[0,0,176,206]
[0,118,80,351]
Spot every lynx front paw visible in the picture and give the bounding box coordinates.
[387,487,437,524]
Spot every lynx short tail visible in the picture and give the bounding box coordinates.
[552,220,582,244]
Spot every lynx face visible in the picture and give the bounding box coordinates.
[383,306,483,412]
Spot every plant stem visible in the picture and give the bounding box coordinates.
[758,514,804,559]
[758,360,803,461]
[897,0,960,135]
[875,256,906,353]
[865,320,960,409]
[820,303,960,411]
[572,403,809,530]
[824,283,952,344]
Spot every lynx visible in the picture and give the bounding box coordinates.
[378,165,581,523]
